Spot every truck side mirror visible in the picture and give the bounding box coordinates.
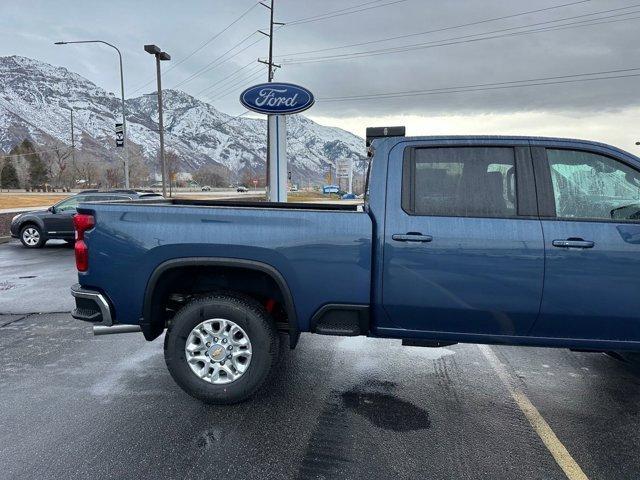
[48,206,55,213]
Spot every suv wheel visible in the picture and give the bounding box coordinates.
[164,294,279,404]
[20,224,45,248]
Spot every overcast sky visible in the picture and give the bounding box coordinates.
[1,0,640,149]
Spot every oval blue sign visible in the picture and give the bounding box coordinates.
[240,82,314,115]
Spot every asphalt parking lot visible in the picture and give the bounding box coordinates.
[1,240,640,480]
[0,239,75,314]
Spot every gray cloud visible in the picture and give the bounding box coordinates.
[1,0,638,119]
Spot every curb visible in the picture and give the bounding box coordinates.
[0,236,12,244]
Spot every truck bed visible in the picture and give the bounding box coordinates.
[77,199,372,332]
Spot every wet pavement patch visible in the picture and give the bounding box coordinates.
[0,281,16,291]
[297,382,431,478]
[297,397,353,480]
[341,387,431,432]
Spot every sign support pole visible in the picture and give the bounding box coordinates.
[267,114,287,202]
[240,82,312,203]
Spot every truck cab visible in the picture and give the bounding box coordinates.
[368,133,640,348]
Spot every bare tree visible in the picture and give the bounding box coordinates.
[192,164,228,188]
[75,158,99,189]
[128,152,150,188]
[104,167,120,188]
[50,148,71,189]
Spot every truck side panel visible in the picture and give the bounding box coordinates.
[77,204,372,332]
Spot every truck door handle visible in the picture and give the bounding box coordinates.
[552,238,595,249]
[392,233,433,243]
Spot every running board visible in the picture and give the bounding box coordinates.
[311,304,369,337]
[402,339,457,348]
[93,325,142,336]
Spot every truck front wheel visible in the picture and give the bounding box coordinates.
[164,294,279,404]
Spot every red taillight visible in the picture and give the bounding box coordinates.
[73,214,95,240]
[73,214,94,272]
[75,240,89,272]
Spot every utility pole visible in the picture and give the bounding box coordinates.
[258,0,283,81]
[65,107,76,192]
[258,0,285,201]
[69,108,75,165]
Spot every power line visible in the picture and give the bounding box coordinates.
[0,147,69,160]
[139,0,405,96]
[281,0,593,57]
[284,6,640,63]
[164,2,260,73]
[285,0,410,26]
[193,59,257,96]
[207,68,266,103]
[317,67,640,102]
[207,69,265,104]
[158,24,283,95]
[201,64,264,101]
[129,2,261,95]
[170,30,276,91]
[170,30,259,89]
[283,7,640,64]
[284,0,388,24]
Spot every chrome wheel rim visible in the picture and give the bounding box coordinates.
[22,228,40,246]
[185,318,252,385]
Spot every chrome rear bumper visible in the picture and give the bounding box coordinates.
[71,284,113,325]
[71,284,141,335]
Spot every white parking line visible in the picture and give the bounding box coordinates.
[478,345,589,480]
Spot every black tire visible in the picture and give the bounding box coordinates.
[164,293,279,404]
[19,224,45,248]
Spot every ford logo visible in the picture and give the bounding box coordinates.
[240,82,314,115]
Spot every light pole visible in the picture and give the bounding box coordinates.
[55,40,130,188]
[144,44,171,198]
[66,106,76,173]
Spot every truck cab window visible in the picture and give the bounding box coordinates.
[402,147,517,217]
[547,149,640,221]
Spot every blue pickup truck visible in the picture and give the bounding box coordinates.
[71,128,640,404]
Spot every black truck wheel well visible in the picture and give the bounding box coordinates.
[142,258,299,348]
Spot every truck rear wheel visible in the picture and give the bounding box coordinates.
[164,293,279,404]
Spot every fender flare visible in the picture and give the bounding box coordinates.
[142,257,299,347]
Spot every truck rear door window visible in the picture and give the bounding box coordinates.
[402,147,517,217]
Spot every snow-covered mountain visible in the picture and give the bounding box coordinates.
[0,55,366,180]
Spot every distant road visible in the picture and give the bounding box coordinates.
[173,189,266,199]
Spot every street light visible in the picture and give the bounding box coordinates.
[144,44,171,198]
[55,40,130,188]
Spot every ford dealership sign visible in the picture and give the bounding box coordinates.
[240,82,314,115]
